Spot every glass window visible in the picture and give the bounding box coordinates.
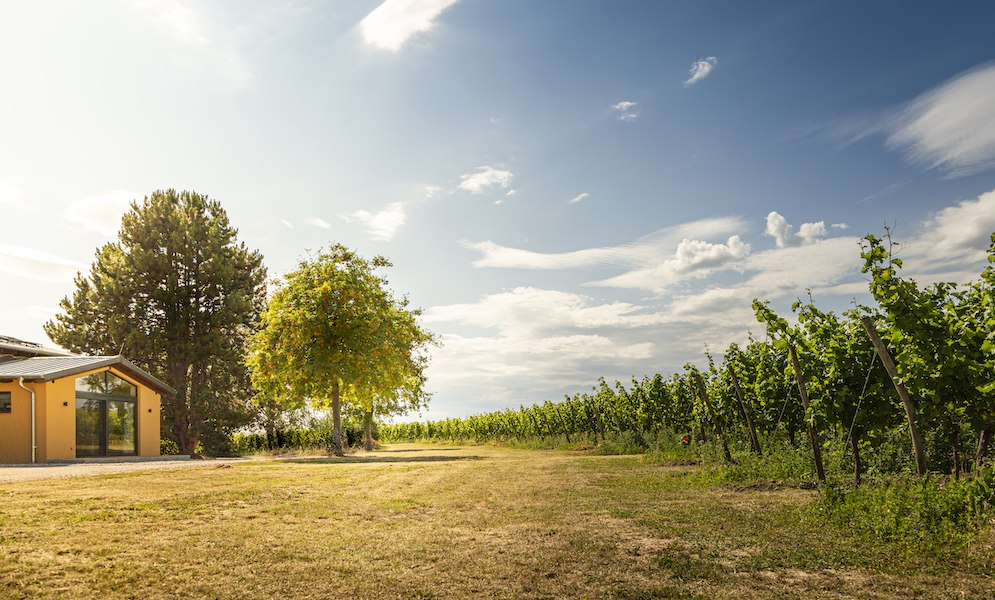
[75,371,138,398]
[75,373,105,394]
[0,392,10,413]
[106,372,137,398]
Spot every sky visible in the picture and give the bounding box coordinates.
[2,1,995,419]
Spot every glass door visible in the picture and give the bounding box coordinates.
[75,371,138,458]
[75,398,104,457]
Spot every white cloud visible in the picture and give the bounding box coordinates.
[797,221,828,245]
[592,235,751,292]
[423,288,663,404]
[280,219,294,229]
[0,245,86,283]
[612,100,638,122]
[423,287,670,334]
[684,56,717,87]
[467,216,745,270]
[568,192,589,204]
[505,189,517,196]
[831,223,849,230]
[458,166,513,194]
[902,188,995,271]
[886,62,995,176]
[136,0,253,86]
[763,211,827,248]
[340,201,407,241]
[0,179,19,205]
[306,217,332,229]
[63,191,134,237]
[359,0,460,51]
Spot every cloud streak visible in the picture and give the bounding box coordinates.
[63,191,134,237]
[0,245,86,283]
[360,0,460,51]
[684,56,717,86]
[340,201,407,241]
[612,100,638,122]
[458,166,513,194]
[466,216,746,270]
[826,62,995,177]
[887,62,995,176]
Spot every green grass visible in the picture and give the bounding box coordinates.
[0,445,991,598]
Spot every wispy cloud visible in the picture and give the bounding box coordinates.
[0,245,86,283]
[63,191,134,237]
[612,100,638,122]
[359,0,460,51]
[280,219,294,229]
[825,62,995,177]
[684,56,717,87]
[458,166,513,194]
[340,201,407,241]
[886,62,995,176]
[592,236,751,292]
[568,192,589,205]
[466,216,746,270]
[0,179,19,205]
[136,0,253,86]
[306,217,332,229]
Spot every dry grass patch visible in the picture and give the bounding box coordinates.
[0,444,990,598]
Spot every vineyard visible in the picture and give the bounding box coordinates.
[383,231,995,489]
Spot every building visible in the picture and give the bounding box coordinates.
[0,335,175,463]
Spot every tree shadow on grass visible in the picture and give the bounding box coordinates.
[375,447,462,453]
[282,455,484,465]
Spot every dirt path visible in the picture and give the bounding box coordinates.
[0,457,241,483]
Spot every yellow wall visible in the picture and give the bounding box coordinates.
[139,388,161,457]
[0,366,161,463]
[0,382,33,463]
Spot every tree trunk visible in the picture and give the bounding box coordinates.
[850,432,863,487]
[788,345,827,484]
[787,426,796,447]
[728,365,762,455]
[693,373,733,463]
[859,316,927,476]
[265,420,277,450]
[952,427,961,481]
[363,409,374,451]
[977,425,992,468]
[330,379,344,457]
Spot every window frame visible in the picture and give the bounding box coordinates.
[0,391,10,413]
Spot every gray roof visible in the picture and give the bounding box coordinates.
[0,338,73,357]
[0,356,176,396]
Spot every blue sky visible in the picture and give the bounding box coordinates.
[2,1,995,418]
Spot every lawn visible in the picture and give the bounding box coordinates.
[0,445,991,599]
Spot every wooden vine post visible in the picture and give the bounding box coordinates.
[693,372,733,463]
[728,365,762,455]
[787,345,827,484]
[859,316,927,476]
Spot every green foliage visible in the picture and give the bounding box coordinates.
[812,468,995,546]
[248,245,434,454]
[46,189,267,454]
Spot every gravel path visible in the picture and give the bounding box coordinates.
[0,457,243,483]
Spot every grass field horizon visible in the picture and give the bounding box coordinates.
[1,444,992,599]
